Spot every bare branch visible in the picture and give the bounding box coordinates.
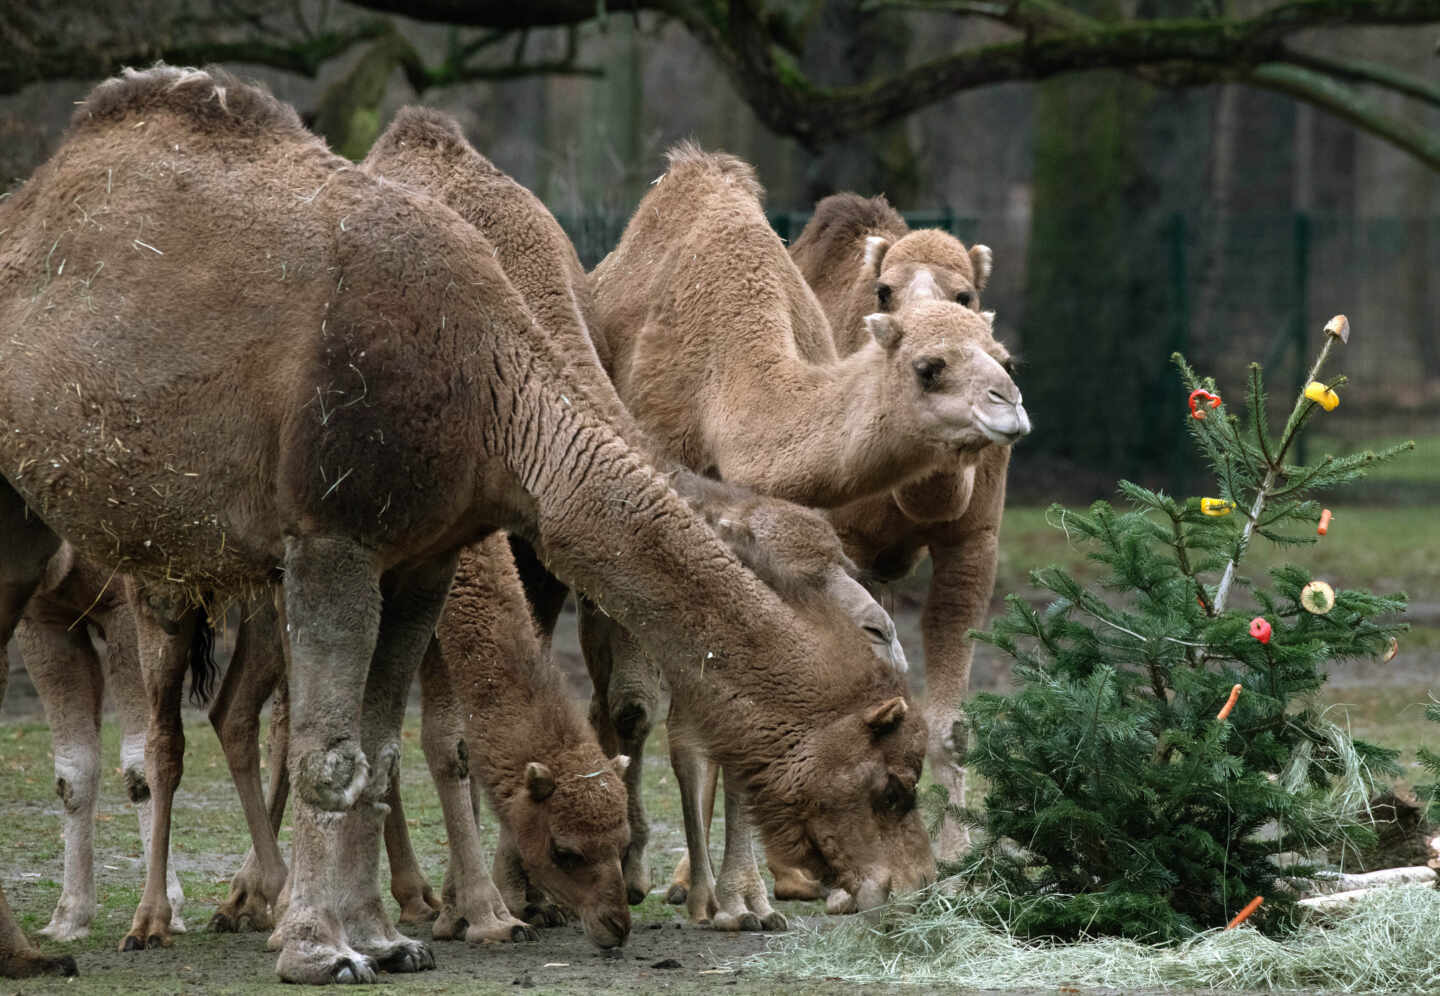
[1279,46,1440,109]
[1243,62,1440,169]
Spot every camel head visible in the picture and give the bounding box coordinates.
[674,474,906,671]
[864,298,1029,452]
[865,227,992,313]
[506,750,631,948]
[748,680,936,907]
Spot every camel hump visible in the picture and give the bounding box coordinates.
[373,107,497,170]
[807,192,910,248]
[71,64,304,138]
[663,140,763,202]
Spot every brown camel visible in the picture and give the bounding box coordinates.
[790,192,1021,863]
[10,546,187,942]
[0,68,932,983]
[356,109,906,917]
[590,143,1028,511]
[790,192,993,355]
[587,144,1024,924]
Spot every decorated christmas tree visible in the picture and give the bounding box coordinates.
[950,316,1412,940]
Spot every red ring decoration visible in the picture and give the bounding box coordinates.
[1189,389,1222,420]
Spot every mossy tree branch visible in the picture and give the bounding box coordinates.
[3,0,1437,167]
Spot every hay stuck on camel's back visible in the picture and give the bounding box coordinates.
[752,884,1440,992]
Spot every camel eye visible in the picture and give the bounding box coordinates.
[876,283,893,309]
[957,290,972,307]
[877,775,915,815]
[914,357,946,391]
[550,843,583,870]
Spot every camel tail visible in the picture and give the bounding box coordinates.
[188,611,218,707]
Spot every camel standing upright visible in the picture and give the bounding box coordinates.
[588,144,1027,926]
[0,68,933,983]
[790,191,1018,862]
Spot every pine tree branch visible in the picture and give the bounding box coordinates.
[1213,328,1344,614]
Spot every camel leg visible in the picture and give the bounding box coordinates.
[580,600,662,905]
[101,601,188,935]
[666,760,717,906]
[710,779,787,933]
[209,599,289,932]
[17,605,104,942]
[119,580,198,952]
[325,552,458,977]
[418,639,537,944]
[0,480,76,978]
[269,536,385,985]
[383,755,440,925]
[667,710,718,925]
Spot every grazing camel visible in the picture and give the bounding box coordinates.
[11,546,188,942]
[0,67,933,983]
[587,144,1026,925]
[790,192,1021,862]
[356,109,905,916]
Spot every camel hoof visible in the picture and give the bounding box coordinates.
[665,884,688,906]
[825,889,858,915]
[511,924,539,943]
[332,956,377,985]
[522,903,565,928]
[396,902,440,926]
[374,940,434,974]
[39,920,90,943]
[120,934,145,952]
[772,876,827,902]
[761,911,789,931]
[0,952,79,978]
[209,911,238,933]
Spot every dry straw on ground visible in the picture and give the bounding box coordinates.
[753,884,1440,992]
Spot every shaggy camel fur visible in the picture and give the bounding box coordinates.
[588,145,1024,923]
[790,193,1021,862]
[357,110,906,917]
[12,546,186,942]
[0,68,932,983]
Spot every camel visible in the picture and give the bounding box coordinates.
[10,546,188,942]
[790,192,993,355]
[355,109,905,918]
[585,144,1025,926]
[0,67,933,983]
[789,192,1021,863]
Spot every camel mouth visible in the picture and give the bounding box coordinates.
[973,405,1031,445]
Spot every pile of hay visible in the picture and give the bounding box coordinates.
[754,885,1440,991]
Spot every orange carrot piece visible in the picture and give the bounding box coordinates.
[1318,508,1332,535]
[1226,896,1264,930]
[1216,683,1242,721]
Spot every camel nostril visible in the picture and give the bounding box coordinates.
[987,388,1010,406]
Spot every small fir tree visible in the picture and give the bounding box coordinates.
[948,317,1411,940]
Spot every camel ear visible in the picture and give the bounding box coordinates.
[611,754,631,776]
[863,235,891,275]
[864,697,908,737]
[525,762,556,802]
[864,312,902,349]
[970,244,993,291]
